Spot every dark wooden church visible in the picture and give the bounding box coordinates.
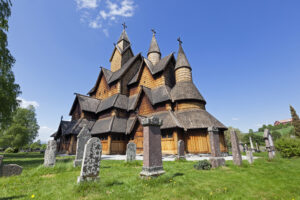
[51,27,227,155]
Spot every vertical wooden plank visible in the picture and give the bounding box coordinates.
[107,135,112,155]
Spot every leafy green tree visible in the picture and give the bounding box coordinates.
[0,0,21,129]
[290,105,300,137]
[249,129,254,134]
[0,105,39,149]
[224,126,243,148]
[271,130,282,141]
[242,133,264,146]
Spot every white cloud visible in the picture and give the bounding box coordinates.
[38,126,56,143]
[18,98,39,109]
[75,0,100,9]
[75,0,137,35]
[232,117,239,121]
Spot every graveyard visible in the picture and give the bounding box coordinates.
[0,152,300,199]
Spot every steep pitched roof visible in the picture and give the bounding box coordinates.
[90,116,128,134]
[96,94,128,113]
[171,81,206,103]
[147,34,161,55]
[69,118,95,135]
[88,67,112,95]
[118,29,130,43]
[175,44,191,70]
[175,109,226,130]
[140,85,172,106]
[69,94,101,115]
[109,44,133,62]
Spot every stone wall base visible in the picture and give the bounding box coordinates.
[209,157,225,168]
[140,166,165,178]
[73,159,82,167]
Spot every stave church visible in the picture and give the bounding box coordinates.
[51,25,227,155]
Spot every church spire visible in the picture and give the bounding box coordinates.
[117,22,130,50]
[147,29,161,65]
[175,37,192,82]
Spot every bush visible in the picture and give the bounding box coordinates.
[275,137,300,158]
[4,147,15,153]
[194,160,211,170]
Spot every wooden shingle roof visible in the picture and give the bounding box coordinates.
[171,81,206,103]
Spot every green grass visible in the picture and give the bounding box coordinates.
[0,152,300,200]
[254,126,294,137]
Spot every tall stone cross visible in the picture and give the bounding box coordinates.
[140,116,165,178]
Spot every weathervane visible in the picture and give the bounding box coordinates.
[177,37,183,45]
[151,29,156,35]
[122,22,127,30]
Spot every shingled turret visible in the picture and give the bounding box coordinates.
[175,38,192,82]
[147,29,161,65]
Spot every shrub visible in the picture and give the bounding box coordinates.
[194,160,211,170]
[4,147,15,153]
[275,137,300,158]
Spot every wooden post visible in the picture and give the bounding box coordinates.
[173,130,178,154]
[107,135,112,155]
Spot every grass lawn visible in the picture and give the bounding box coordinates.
[254,126,294,137]
[0,153,300,200]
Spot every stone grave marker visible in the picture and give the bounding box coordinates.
[44,140,57,167]
[208,127,225,168]
[249,136,255,152]
[246,150,254,164]
[255,142,260,152]
[126,142,136,162]
[140,116,165,178]
[268,133,276,156]
[264,129,274,159]
[230,130,242,166]
[177,140,185,160]
[239,142,244,153]
[77,137,102,183]
[74,126,91,167]
[0,156,23,177]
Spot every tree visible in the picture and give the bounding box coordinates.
[290,105,300,137]
[224,126,243,148]
[242,133,264,146]
[0,105,39,149]
[0,0,21,129]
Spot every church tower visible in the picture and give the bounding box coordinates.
[147,29,161,65]
[109,23,134,72]
[175,38,192,82]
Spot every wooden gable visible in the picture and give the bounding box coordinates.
[110,48,122,72]
[129,64,165,96]
[71,99,82,121]
[95,74,120,99]
[136,93,166,116]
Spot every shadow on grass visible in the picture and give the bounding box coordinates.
[0,153,43,159]
[3,159,43,168]
[171,172,184,178]
[105,180,124,187]
[0,195,26,200]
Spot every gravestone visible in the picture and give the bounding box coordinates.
[239,142,244,152]
[268,133,276,156]
[255,142,260,152]
[249,136,255,152]
[126,142,136,162]
[244,144,248,151]
[263,129,274,159]
[177,140,185,160]
[77,137,102,183]
[246,150,254,164]
[74,126,91,167]
[208,127,225,168]
[44,140,57,167]
[140,116,165,178]
[0,156,23,177]
[230,130,242,166]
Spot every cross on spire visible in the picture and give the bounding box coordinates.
[151,29,156,35]
[177,37,183,45]
[122,22,127,30]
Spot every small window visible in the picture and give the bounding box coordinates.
[168,132,173,138]
[162,133,167,138]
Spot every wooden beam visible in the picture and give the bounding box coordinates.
[107,135,112,155]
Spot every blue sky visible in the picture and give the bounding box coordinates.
[8,0,300,142]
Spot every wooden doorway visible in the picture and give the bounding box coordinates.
[185,129,209,153]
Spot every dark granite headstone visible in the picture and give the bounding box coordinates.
[140,116,165,178]
[2,164,23,177]
[74,126,91,167]
[230,130,242,166]
[126,142,136,162]
[44,140,57,167]
[208,127,225,168]
[177,140,185,160]
[77,137,102,183]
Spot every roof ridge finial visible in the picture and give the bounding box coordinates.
[177,37,183,45]
[122,22,127,30]
[151,28,156,36]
